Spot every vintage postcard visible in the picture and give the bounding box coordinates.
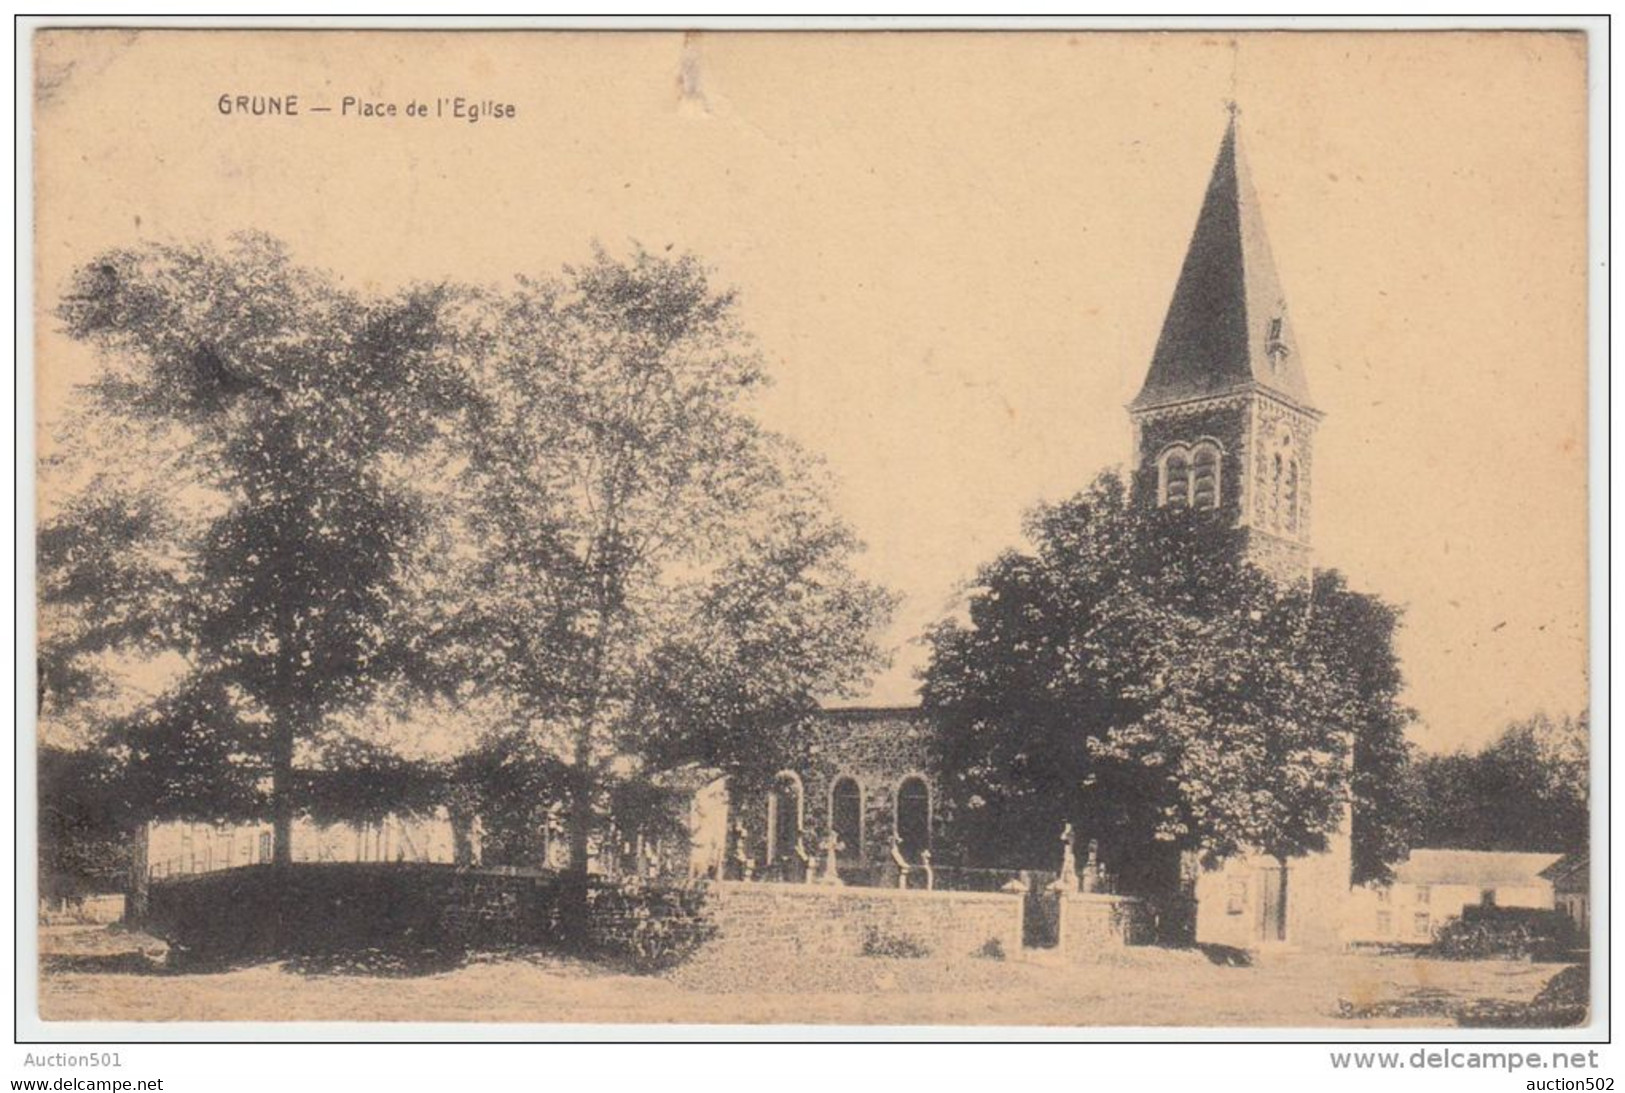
[28,24,1596,1034]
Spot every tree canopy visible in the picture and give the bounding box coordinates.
[424,246,895,871]
[1411,711,1588,854]
[921,471,1416,889]
[46,233,475,856]
[42,236,894,873]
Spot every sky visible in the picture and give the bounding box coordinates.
[33,29,1591,753]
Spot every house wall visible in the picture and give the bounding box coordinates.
[1555,891,1588,932]
[1345,880,1554,944]
[1194,824,1352,950]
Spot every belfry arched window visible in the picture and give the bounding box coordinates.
[1271,453,1284,530]
[1159,442,1221,510]
[1159,448,1191,508]
[1284,459,1301,533]
[1191,443,1221,510]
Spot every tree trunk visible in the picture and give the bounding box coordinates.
[568,734,594,875]
[124,820,151,922]
[271,723,294,867]
[1274,855,1291,943]
[449,805,476,867]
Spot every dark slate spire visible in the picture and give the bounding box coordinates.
[1132,115,1314,411]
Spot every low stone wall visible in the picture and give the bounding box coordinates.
[1056,892,1154,961]
[142,864,713,971]
[579,881,716,970]
[144,863,562,965]
[707,880,1022,959]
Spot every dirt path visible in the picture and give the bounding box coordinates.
[36,928,1572,1028]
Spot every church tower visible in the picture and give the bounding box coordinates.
[1129,114,1321,583]
[1135,115,1352,949]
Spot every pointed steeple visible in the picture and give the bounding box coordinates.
[1132,114,1314,411]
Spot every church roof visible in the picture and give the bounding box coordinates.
[1132,116,1315,413]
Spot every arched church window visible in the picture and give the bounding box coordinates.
[1191,443,1221,510]
[765,772,803,865]
[895,776,932,861]
[1284,459,1300,533]
[830,777,863,863]
[1160,448,1191,508]
[1271,453,1284,530]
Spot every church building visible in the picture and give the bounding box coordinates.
[706,114,1351,947]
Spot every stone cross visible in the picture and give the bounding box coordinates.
[1080,837,1101,893]
[792,824,813,883]
[889,833,912,889]
[1049,822,1078,893]
[819,831,845,886]
[732,819,755,882]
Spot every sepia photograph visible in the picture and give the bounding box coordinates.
[23,20,1600,1043]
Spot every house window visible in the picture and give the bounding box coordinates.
[895,776,931,861]
[1375,886,1391,904]
[1376,911,1393,936]
[1191,443,1221,509]
[1413,912,1432,938]
[258,831,272,864]
[1415,885,1431,905]
[1226,877,1248,915]
[830,777,863,863]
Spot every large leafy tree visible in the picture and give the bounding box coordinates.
[431,247,895,873]
[921,470,1415,894]
[46,234,469,862]
[38,744,130,902]
[1413,711,1588,853]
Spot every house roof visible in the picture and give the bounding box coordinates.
[1132,114,1316,414]
[1539,850,1588,887]
[1393,849,1563,889]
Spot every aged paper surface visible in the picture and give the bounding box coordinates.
[32,28,1592,1030]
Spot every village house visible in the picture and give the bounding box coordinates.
[1541,850,1589,936]
[1345,849,1562,945]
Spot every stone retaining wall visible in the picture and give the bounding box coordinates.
[707,880,1021,959]
[1056,892,1155,961]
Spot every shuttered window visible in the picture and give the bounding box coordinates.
[1192,444,1220,509]
[1164,451,1190,507]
